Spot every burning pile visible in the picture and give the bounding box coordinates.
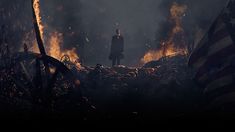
[48,32,81,68]
[24,0,81,68]
[141,2,188,64]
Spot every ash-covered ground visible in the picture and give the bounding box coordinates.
[0,54,204,121]
[72,55,203,120]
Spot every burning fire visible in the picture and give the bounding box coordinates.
[48,32,63,59]
[33,0,44,41]
[29,0,81,69]
[142,45,187,63]
[48,32,81,68]
[141,2,188,64]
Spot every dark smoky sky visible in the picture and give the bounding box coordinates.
[0,0,228,66]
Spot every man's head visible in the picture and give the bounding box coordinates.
[116,29,121,36]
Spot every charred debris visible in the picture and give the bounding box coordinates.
[0,48,202,120]
[0,0,204,122]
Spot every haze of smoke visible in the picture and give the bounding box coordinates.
[0,0,227,66]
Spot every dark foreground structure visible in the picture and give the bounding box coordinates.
[0,53,234,129]
[1,0,235,130]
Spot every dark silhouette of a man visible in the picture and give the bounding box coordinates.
[109,29,124,66]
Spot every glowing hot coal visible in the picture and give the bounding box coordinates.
[141,2,188,64]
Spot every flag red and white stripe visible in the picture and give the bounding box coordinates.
[189,0,235,107]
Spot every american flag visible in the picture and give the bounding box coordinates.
[189,0,235,108]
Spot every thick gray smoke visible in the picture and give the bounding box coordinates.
[0,0,228,66]
[77,0,227,66]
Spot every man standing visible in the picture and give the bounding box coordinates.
[109,29,124,66]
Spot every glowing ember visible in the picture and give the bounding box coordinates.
[63,48,81,68]
[141,2,188,64]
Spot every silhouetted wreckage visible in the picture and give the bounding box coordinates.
[0,38,201,120]
[0,0,90,120]
[0,18,200,119]
[0,1,202,121]
[76,55,201,119]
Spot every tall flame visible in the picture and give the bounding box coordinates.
[141,2,188,64]
[33,0,44,41]
[48,32,63,59]
[25,0,81,69]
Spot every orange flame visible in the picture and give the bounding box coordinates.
[48,32,81,69]
[48,32,63,59]
[33,0,44,41]
[23,0,81,69]
[22,31,81,69]
[141,45,187,63]
[141,2,188,64]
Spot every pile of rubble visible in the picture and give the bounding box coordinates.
[74,55,202,118]
[0,53,203,120]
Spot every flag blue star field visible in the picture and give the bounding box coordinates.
[189,0,235,107]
